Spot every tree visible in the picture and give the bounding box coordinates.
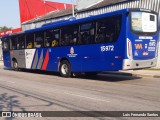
[0,26,12,32]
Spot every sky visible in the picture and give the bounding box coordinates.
[0,0,72,29]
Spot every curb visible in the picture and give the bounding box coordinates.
[153,75,160,78]
[102,71,160,78]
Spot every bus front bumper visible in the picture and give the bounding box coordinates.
[122,58,157,70]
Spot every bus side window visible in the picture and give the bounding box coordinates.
[17,35,25,50]
[96,22,106,43]
[26,34,34,49]
[35,32,44,48]
[79,22,95,45]
[61,25,78,46]
[45,29,60,47]
[96,15,122,43]
[10,37,17,50]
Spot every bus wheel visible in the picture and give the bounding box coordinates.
[85,72,98,77]
[13,60,18,71]
[59,60,71,77]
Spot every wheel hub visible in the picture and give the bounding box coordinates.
[14,62,18,68]
[61,64,68,75]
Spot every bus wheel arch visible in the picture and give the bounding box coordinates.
[59,58,72,77]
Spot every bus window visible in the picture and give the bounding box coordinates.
[17,35,25,50]
[96,15,122,43]
[131,12,157,35]
[35,32,44,48]
[61,25,78,46]
[79,22,95,45]
[10,36,17,50]
[26,33,34,49]
[45,29,60,47]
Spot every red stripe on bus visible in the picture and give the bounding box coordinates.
[42,50,49,70]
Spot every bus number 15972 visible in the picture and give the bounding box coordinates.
[101,45,114,52]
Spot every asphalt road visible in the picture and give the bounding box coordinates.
[0,65,160,120]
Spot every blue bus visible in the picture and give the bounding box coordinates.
[2,8,159,77]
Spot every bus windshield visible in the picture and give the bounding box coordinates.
[131,12,157,34]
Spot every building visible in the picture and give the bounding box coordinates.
[22,0,160,30]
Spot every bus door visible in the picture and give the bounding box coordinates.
[127,11,158,60]
[80,14,123,71]
[2,38,11,67]
[79,22,99,71]
[81,45,101,72]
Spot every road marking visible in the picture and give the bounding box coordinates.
[44,88,110,103]
[63,92,110,103]
[0,79,15,84]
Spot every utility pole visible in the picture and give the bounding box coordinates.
[71,0,81,17]
[71,0,75,17]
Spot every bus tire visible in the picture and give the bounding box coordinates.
[59,60,71,77]
[85,72,98,77]
[13,60,19,71]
